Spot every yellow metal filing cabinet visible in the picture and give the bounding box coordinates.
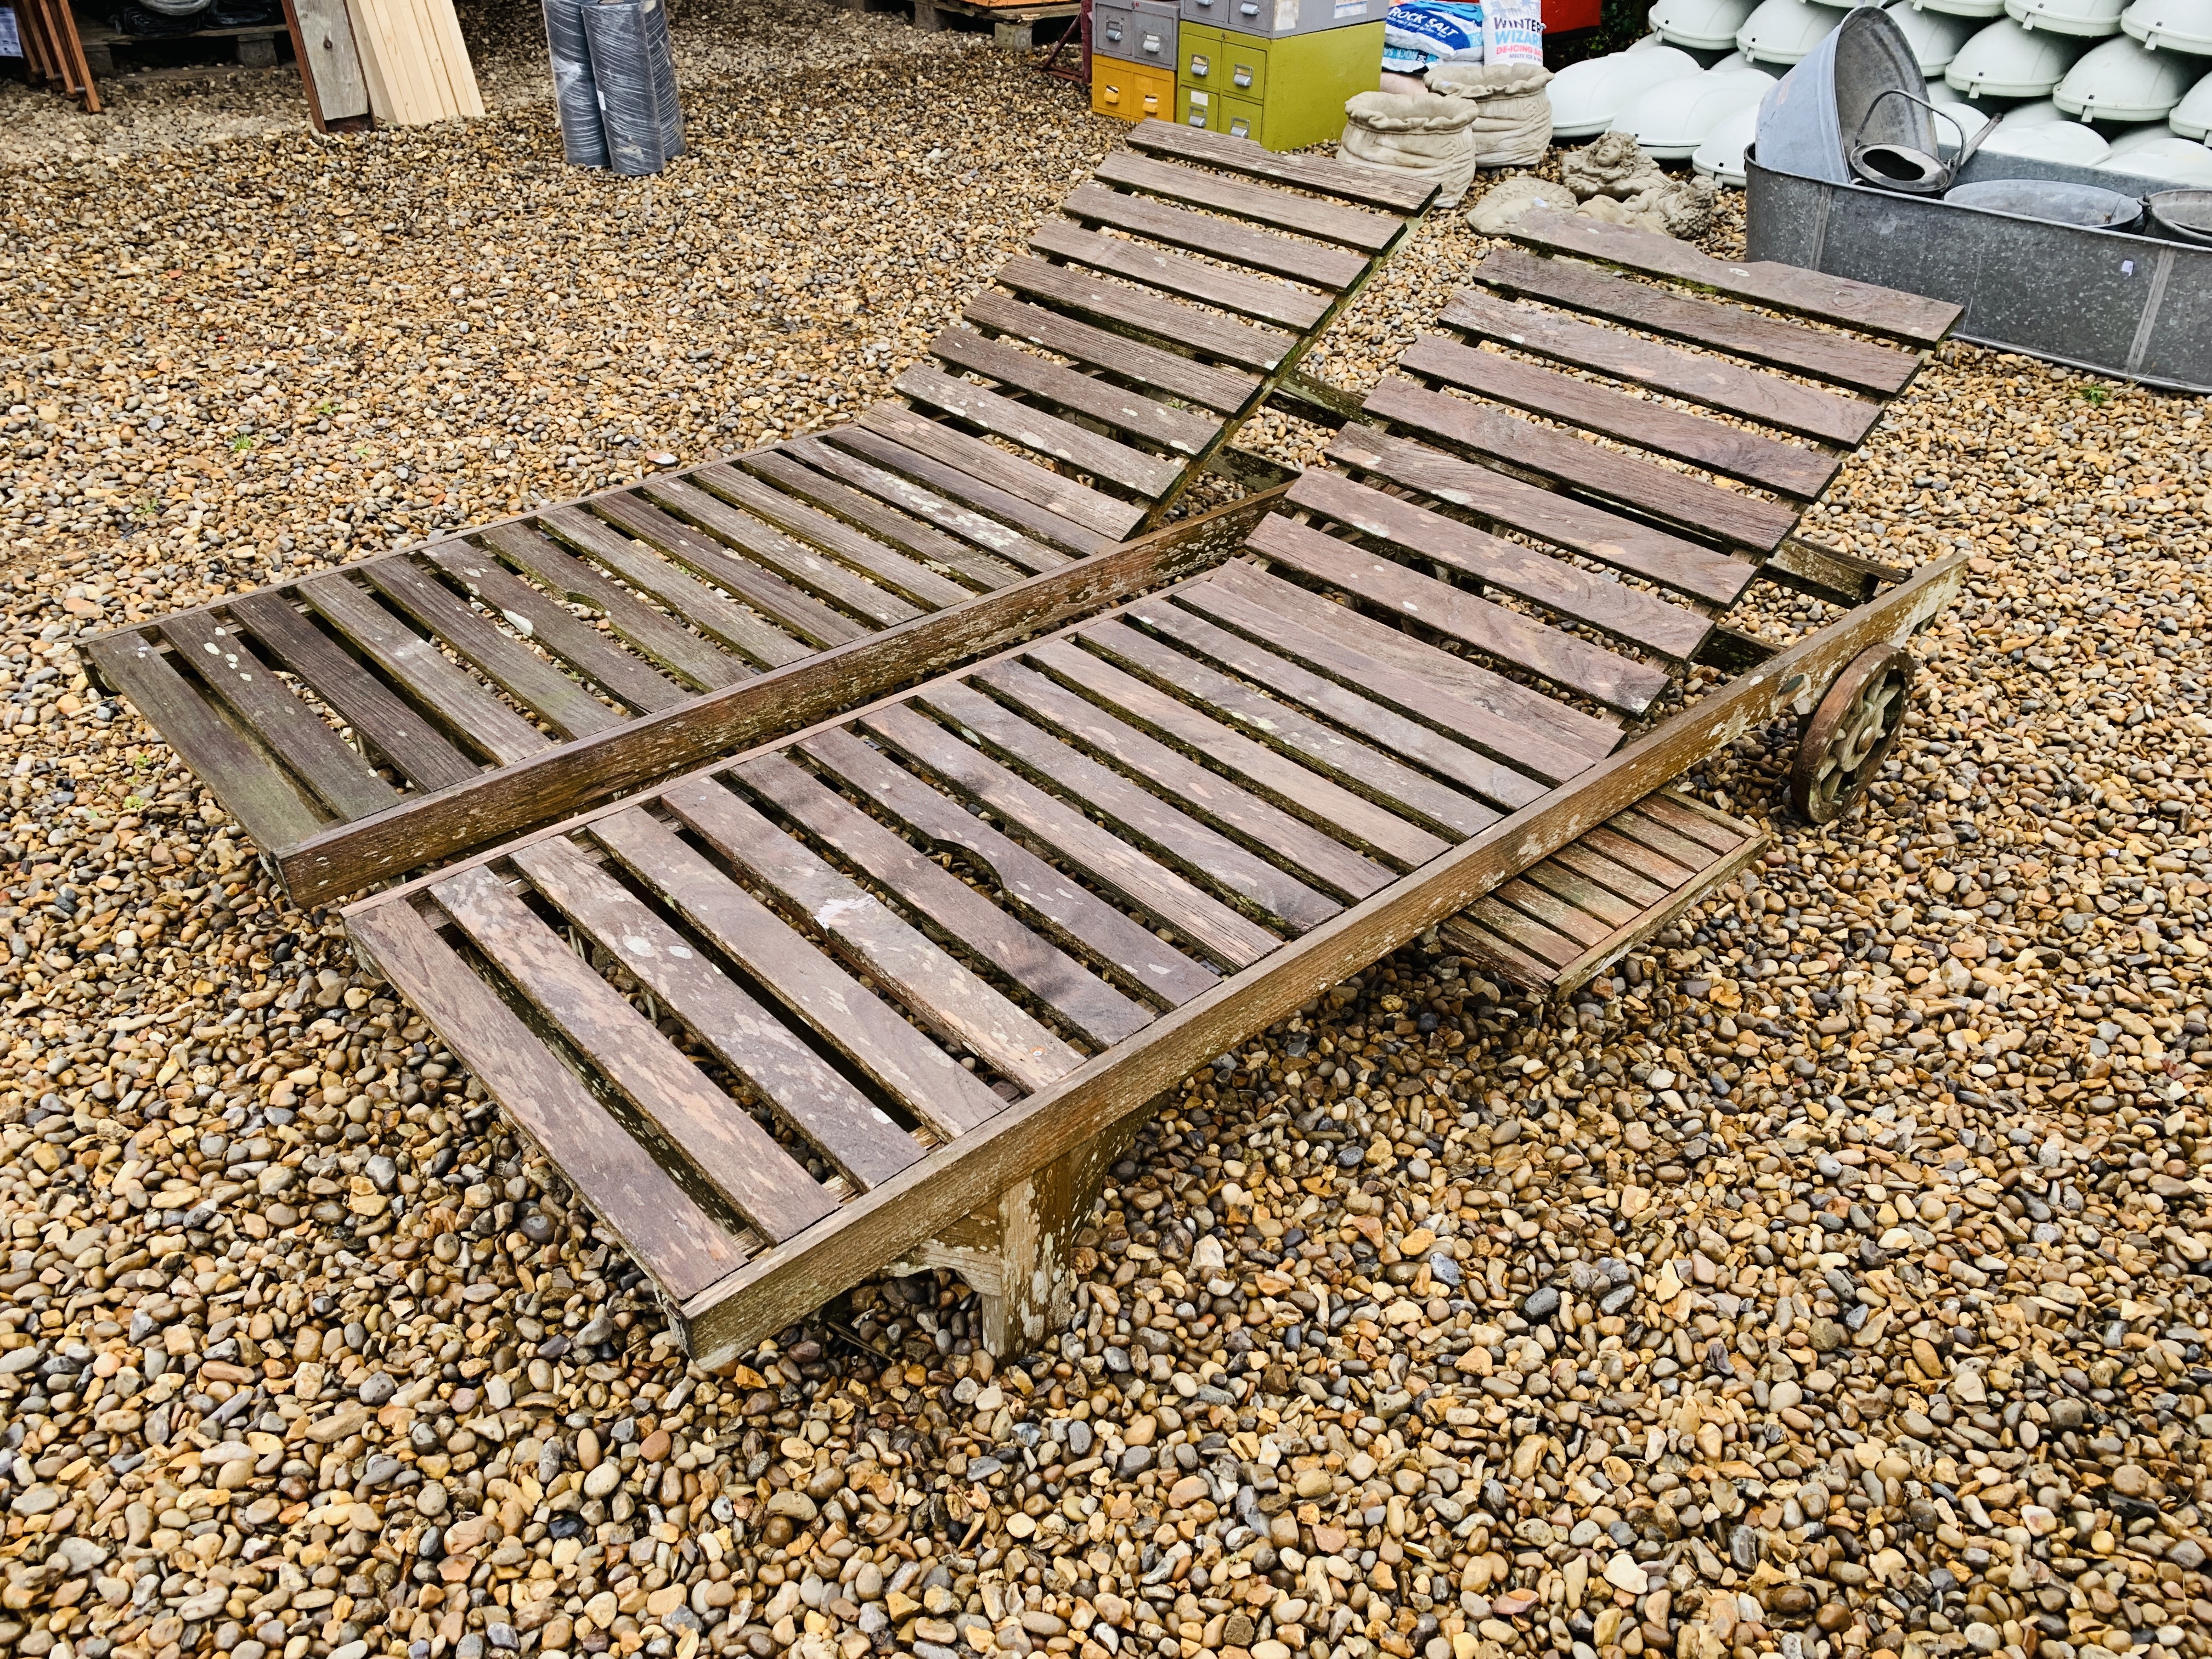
[1175,19,1381,150]
[1093,60,1176,121]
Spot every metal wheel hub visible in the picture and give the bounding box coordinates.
[1792,643,1916,824]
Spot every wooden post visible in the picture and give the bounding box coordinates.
[913,0,944,29]
[280,0,372,130]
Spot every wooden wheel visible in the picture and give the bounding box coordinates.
[1791,644,1915,824]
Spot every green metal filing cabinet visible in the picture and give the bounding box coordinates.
[1175,19,1381,151]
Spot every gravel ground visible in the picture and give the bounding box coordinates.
[4,32,2212,1659]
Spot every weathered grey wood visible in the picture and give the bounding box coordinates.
[283,0,370,125]
[962,290,1262,416]
[995,255,1294,375]
[782,433,1063,577]
[1063,183,1368,290]
[857,402,1148,541]
[1104,147,1413,247]
[894,366,1186,500]
[928,327,1221,458]
[719,452,999,607]
[1124,118,1437,213]
[1029,220,1329,332]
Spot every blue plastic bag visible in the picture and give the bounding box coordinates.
[1383,1,1487,61]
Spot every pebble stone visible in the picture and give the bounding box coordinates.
[3,22,2211,1659]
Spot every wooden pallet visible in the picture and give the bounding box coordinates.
[1443,791,1765,997]
[85,122,1435,905]
[74,16,289,76]
[344,227,1967,1364]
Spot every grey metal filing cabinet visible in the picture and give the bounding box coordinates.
[1180,0,1377,39]
[1094,0,1179,64]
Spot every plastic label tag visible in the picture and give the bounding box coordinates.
[1334,0,1366,15]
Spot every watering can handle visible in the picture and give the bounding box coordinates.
[1855,88,2001,171]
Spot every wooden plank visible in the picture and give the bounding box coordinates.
[1362,376,1802,556]
[1022,636,1449,871]
[1110,135,1421,238]
[1284,468,1709,663]
[1400,333,1842,502]
[227,589,486,794]
[1635,791,1753,856]
[284,0,371,125]
[1325,424,1755,608]
[86,633,324,853]
[482,518,760,687]
[996,255,1294,375]
[423,542,688,714]
[856,402,1148,541]
[348,901,744,1302]
[1080,617,1501,842]
[162,611,399,821]
[737,753,1153,1048]
[1493,873,1615,946]
[1580,822,1698,887]
[916,679,1342,933]
[432,864,838,1242]
[962,289,1262,416]
[526,507,811,670]
[508,835,924,1193]
[1190,560,1610,781]
[669,555,1971,1366]
[1610,804,1724,872]
[825,422,1109,557]
[1243,514,1672,718]
[1531,825,1765,998]
[893,365,1185,500]
[586,493,880,647]
[1438,910,1567,989]
[1460,893,1582,967]
[1029,220,1329,332]
[683,460,974,610]
[1446,277,1881,448]
[295,574,549,768]
[794,728,1221,1010]
[1521,852,1665,930]
[640,473,932,629]
[1479,234,1923,396]
[781,434,1060,579]
[1063,183,1368,291]
[594,802,1006,1139]
[1548,837,1674,909]
[1125,118,1435,213]
[974,659,1392,903]
[658,777,1082,1094]
[1507,207,1961,347]
[860,704,1283,970]
[928,327,1222,458]
[360,556,629,741]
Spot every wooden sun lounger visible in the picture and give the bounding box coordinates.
[342,228,1967,1367]
[82,122,1435,905]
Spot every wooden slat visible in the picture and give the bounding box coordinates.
[1195,560,1613,778]
[691,458,976,610]
[1548,837,1674,909]
[88,633,325,851]
[432,864,837,1242]
[1106,144,1412,247]
[294,574,549,768]
[1285,469,1709,663]
[1244,514,1671,718]
[1023,636,1449,871]
[963,290,1262,416]
[1080,617,1502,842]
[482,519,758,689]
[595,801,1006,1139]
[641,473,934,628]
[1610,804,1723,872]
[917,678,1342,933]
[781,434,1058,579]
[861,704,1283,970]
[856,402,1148,542]
[1492,873,1613,947]
[1126,118,1436,213]
[1363,376,1802,556]
[1508,207,1961,346]
[587,493,881,646]
[1635,790,1751,855]
[1064,182,1368,290]
[1325,424,1755,608]
[1438,909,1565,987]
[929,327,1222,458]
[1517,858,1644,930]
[736,753,1152,1048]
[163,611,398,821]
[1460,893,1583,968]
[360,556,629,741]
[510,835,924,1192]
[894,366,1185,500]
[659,777,1081,1093]
[1030,219,1329,332]
[1447,278,1882,448]
[975,658,1392,902]
[1581,822,1699,887]
[996,255,1294,375]
[228,589,487,794]
[522,509,808,671]
[349,900,745,1302]
[424,543,688,714]
[794,729,1221,1010]
[1400,332,1842,502]
[1480,235,1923,395]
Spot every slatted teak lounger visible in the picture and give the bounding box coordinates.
[82,123,1435,905]
[342,230,1967,1367]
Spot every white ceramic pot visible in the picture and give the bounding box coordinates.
[1653,0,1762,48]
[1613,65,1778,152]
[2097,131,2212,172]
[1886,0,1983,64]
[1947,16,2087,94]
[2169,66,2212,132]
[1978,111,2117,153]
[2004,0,2124,36]
[2055,31,2197,116]
[1737,0,1858,61]
[2120,0,2212,52]
[1548,44,1706,134]
[1691,98,1763,178]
